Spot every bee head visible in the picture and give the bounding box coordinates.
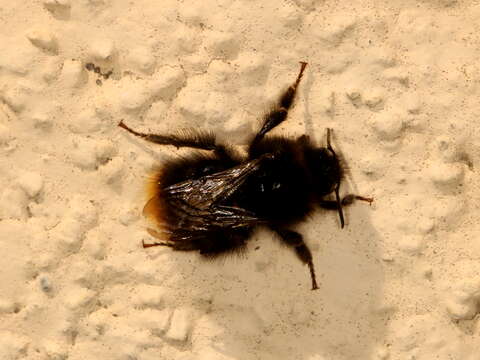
[305,147,342,196]
[305,128,349,228]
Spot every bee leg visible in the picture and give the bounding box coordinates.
[250,62,308,147]
[273,228,319,290]
[142,240,198,251]
[143,228,201,251]
[118,120,230,158]
[341,195,373,205]
[319,195,373,228]
[142,240,170,248]
[319,195,373,209]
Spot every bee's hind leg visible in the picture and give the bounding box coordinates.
[143,228,199,251]
[142,241,170,249]
[118,120,231,158]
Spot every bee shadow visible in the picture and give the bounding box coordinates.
[142,204,385,360]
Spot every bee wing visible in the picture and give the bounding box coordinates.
[165,154,271,208]
[163,154,273,231]
[143,196,160,222]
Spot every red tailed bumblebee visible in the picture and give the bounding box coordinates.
[119,62,372,290]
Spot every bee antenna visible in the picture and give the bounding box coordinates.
[326,128,336,156]
[327,128,345,228]
[335,185,345,229]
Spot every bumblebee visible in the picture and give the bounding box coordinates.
[119,62,372,290]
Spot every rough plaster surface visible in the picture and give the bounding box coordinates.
[1,0,480,359]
